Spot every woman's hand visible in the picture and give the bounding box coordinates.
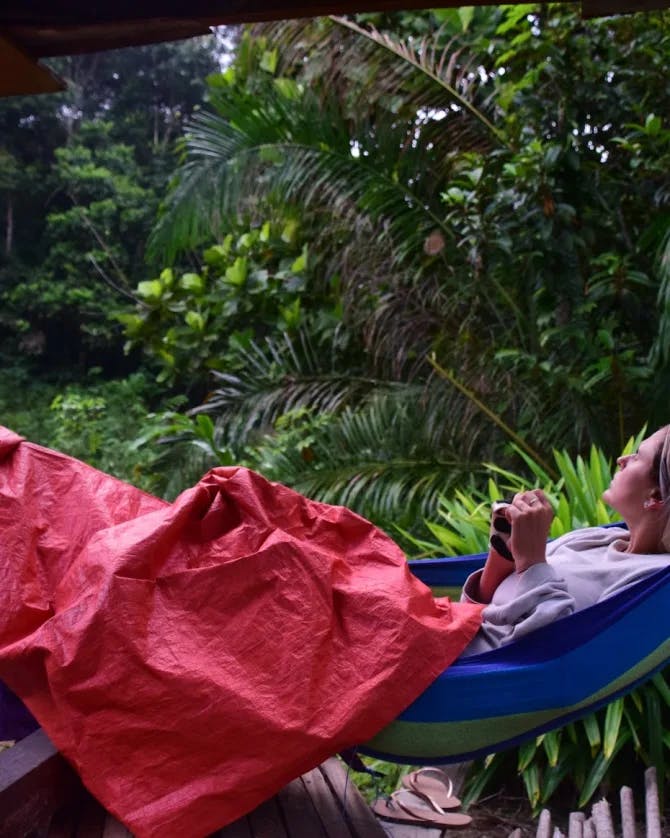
[475,501,516,603]
[508,489,554,573]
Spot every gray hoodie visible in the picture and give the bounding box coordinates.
[461,526,670,655]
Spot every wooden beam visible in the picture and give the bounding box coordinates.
[0,32,64,96]
[6,20,214,59]
[582,0,669,15]
[0,729,80,837]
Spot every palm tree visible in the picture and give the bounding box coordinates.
[142,8,669,525]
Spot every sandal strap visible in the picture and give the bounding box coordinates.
[411,766,454,798]
[406,767,457,814]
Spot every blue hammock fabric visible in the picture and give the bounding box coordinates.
[362,530,670,764]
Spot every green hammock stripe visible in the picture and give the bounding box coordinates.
[366,637,670,759]
[428,586,461,599]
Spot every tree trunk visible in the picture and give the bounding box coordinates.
[5,195,13,256]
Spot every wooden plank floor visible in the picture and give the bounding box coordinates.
[0,730,387,838]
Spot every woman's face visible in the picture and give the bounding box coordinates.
[602,428,667,519]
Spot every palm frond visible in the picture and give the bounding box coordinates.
[253,16,503,152]
[330,16,506,148]
[150,98,455,265]
[260,385,486,527]
[196,331,388,441]
[150,16,505,264]
[649,224,670,368]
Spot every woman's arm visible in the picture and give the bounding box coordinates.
[460,489,571,654]
[462,564,576,654]
[473,548,515,604]
[467,490,555,604]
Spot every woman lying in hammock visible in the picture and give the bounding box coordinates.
[462,425,670,655]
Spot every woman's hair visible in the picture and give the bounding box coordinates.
[651,426,670,552]
[652,425,670,505]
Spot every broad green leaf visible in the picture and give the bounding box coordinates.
[291,244,308,273]
[159,267,174,287]
[137,279,163,301]
[645,113,662,135]
[281,219,299,243]
[185,311,205,331]
[260,48,278,74]
[225,257,248,286]
[179,272,204,293]
[280,298,301,329]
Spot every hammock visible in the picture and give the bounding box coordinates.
[362,544,670,764]
[2,426,669,796]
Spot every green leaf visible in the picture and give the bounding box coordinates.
[274,77,301,100]
[280,298,301,329]
[260,48,279,74]
[578,730,631,808]
[225,257,248,286]
[462,757,505,808]
[542,730,561,768]
[645,687,664,788]
[291,244,308,272]
[281,219,299,243]
[203,243,230,270]
[650,673,670,709]
[137,279,163,301]
[179,272,204,293]
[603,699,624,759]
[458,6,474,32]
[521,762,541,812]
[518,738,539,772]
[581,714,601,757]
[185,311,205,331]
[645,113,662,135]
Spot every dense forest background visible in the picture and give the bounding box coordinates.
[2,3,670,807]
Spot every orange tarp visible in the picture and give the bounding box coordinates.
[0,427,482,837]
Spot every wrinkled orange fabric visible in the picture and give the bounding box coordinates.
[0,427,482,837]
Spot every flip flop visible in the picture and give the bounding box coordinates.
[372,791,432,825]
[372,789,472,828]
[401,767,462,811]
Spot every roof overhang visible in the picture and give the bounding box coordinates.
[2,0,669,97]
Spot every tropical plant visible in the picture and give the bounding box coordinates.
[134,5,670,513]
[0,37,219,375]
[414,431,670,812]
[135,374,497,534]
[121,216,331,393]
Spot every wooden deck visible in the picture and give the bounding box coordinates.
[0,729,387,838]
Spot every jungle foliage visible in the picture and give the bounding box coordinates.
[121,4,670,535]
